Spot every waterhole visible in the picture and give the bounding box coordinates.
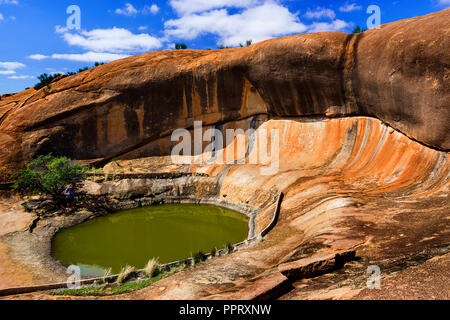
[51,204,249,277]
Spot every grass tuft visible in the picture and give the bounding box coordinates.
[51,242,240,297]
[52,274,166,297]
[144,258,159,278]
[211,247,220,258]
[193,251,207,264]
[101,267,112,284]
[225,243,234,254]
[116,265,135,284]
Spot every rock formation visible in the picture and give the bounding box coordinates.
[0,10,448,300]
[0,9,448,183]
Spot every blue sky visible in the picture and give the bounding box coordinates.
[0,0,448,94]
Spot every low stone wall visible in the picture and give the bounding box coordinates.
[85,171,208,182]
[0,191,283,297]
[260,192,283,237]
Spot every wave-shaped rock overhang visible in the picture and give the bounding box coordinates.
[0,9,448,182]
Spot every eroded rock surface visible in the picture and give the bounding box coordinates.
[0,10,448,300]
[0,10,449,183]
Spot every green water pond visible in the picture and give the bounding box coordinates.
[51,204,249,277]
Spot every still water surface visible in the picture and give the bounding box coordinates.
[52,204,249,277]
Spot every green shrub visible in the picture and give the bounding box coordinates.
[34,73,62,90]
[61,63,105,78]
[21,202,31,212]
[175,43,187,49]
[77,67,89,73]
[352,26,367,34]
[11,154,87,202]
[34,63,106,90]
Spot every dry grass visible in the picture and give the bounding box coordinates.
[101,267,112,284]
[144,258,159,278]
[117,265,135,284]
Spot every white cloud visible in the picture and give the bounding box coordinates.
[304,7,336,20]
[0,62,25,69]
[116,3,160,16]
[28,54,48,60]
[165,2,308,46]
[0,0,17,21]
[60,27,162,53]
[28,52,129,63]
[165,42,176,50]
[51,52,129,62]
[0,61,25,75]
[0,70,15,75]
[436,0,450,6]
[27,1,354,69]
[0,0,19,5]
[8,75,34,79]
[44,25,162,63]
[309,19,353,33]
[55,25,68,33]
[115,3,138,16]
[45,68,66,74]
[169,0,260,15]
[165,1,352,47]
[0,13,17,21]
[339,2,363,12]
[143,4,160,15]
